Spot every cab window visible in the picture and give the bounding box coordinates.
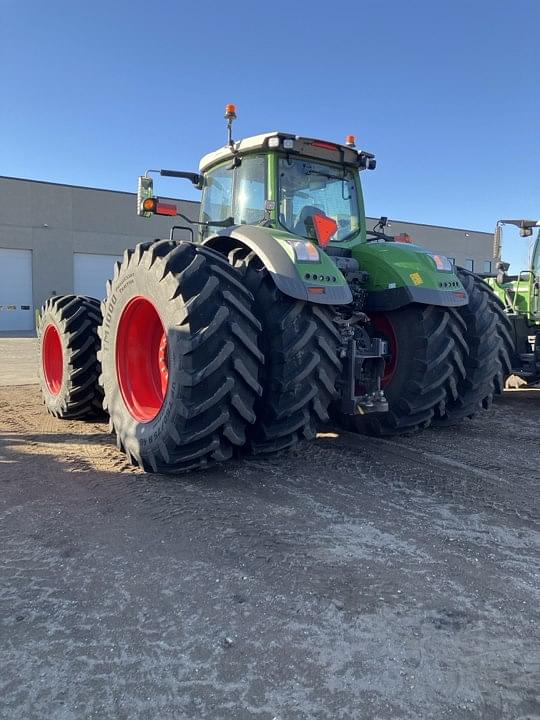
[201,155,266,229]
[200,164,233,223]
[233,155,266,225]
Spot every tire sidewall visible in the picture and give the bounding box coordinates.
[100,253,196,458]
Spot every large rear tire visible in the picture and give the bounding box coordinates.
[228,249,342,454]
[433,268,514,425]
[354,304,466,435]
[98,240,263,473]
[37,295,104,419]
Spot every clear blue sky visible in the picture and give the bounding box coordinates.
[1,0,538,268]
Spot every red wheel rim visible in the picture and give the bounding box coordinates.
[42,324,64,395]
[370,313,398,386]
[115,297,169,422]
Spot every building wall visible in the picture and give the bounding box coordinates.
[0,176,199,317]
[0,176,496,331]
[366,216,495,273]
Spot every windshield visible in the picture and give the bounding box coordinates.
[278,157,360,242]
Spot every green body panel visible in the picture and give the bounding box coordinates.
[351,242,460,291]
[266,153,278,225]
[485,277,532,316]
[486,275,539,326]
[349,242,468,308]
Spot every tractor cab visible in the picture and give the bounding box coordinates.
[196,129,375,248]
[137,102,376,254]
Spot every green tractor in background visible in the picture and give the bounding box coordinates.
[36,105,513,473]
[485,219,540,385]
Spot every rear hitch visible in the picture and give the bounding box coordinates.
[339,329,389,415]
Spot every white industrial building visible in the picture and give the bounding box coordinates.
[0,175,496,333]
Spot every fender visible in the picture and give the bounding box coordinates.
[202,225,353,305]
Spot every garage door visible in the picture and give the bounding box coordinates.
[74,253,123,299]
[0,248,34,331]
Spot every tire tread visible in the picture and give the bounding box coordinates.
[37,295,104,419]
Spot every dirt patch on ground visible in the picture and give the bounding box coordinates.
[0,338,38,386]
[1,384,539,719]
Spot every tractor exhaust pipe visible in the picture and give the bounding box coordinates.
[493,222,503,263]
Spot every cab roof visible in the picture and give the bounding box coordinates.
[199,132,374,173]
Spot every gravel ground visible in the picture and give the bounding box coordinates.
[0,339,539,720]
[0,337,38,386]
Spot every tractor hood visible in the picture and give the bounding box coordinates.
[352,242,469,311]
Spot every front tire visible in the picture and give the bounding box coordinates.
[37,295,104,419]
[98,240,263,473]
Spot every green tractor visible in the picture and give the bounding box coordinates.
[36,105,513,473]
[485,219,540,385]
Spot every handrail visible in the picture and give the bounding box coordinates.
[508,270,534,313]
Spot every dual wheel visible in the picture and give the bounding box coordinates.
[38,247,515,471]
[38,240,341,473]
[353,267,515,435]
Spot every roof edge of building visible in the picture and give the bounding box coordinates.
[0,175,200,207]
[366,216,493,237]
[0,176,493,236]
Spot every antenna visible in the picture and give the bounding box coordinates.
[224,103,237,148]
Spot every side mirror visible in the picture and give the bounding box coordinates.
[520,227,533,237]
[137,176,154,218]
